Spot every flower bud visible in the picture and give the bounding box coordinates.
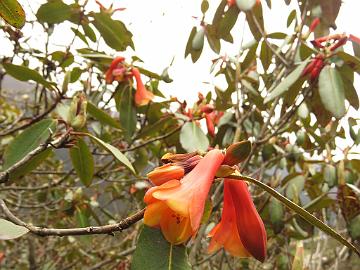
[223,141,252,166]
[161,152,199,164]
[68,92,87,130]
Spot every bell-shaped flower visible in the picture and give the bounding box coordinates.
[105,56,125,84]
[143,149,224,244]
[208,179,267,262]
[208,180,250,257]
[131,67,154,106]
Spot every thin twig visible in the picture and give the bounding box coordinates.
[0,199,145,236]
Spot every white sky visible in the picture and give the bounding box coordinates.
[1,0,360,159]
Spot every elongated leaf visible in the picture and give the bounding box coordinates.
[36,0,72,24]
[246,2,263,41]
[115,85,136,140]
[180,122,209,152]
[0,0,25,28]
[3,119,57,169]
[92,12,133,51]
[131,226,191,270]
[86,133,135,174]
[260,40,273,71]
[318,66,346,118]
[3,63,54,89]
[70,138,94,187]
[0,219,29,240]
[87,102,121,129]
[9,148,52,180]
[264,59,309,103]
[231,174,360,256]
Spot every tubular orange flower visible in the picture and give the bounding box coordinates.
[131,67,154,106]
[143,149,224,244]
[208,180,251,257]
[208,179,267,262]
[147,164,185,186]
[105,56,125,84]
[228,178,267,262]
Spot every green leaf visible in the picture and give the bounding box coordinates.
[2,63,54,89]
[86,133,135,174]
[0,0,25,28]
[0,219,29,240]
[92,12,134,51]
[87,102,121,129]
[231,174,360,256]
[9,148,52,180]
[180,122,209,152]
[36,0,72,24]
[264,59,309,103]
[69,138,94,187]
[324,164,337,187]
[285,175,305,202]
[218,5,240,40]
[336,51,360,74]
[245,3,264,41]
[269,198,284,233]
[260,40,273,71]
[115,85,137,140]
[3,119,57,169]
[82,23,97,42]
[131,226,191,270]
[191,27,205,51]
[318,66,346,118]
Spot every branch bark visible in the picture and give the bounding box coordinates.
[0,199,145,237]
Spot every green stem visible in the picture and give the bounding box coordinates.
[228,174,360,256]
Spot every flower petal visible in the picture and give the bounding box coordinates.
[144,201,168,227]
[160,207,193,245]
[144,180,180,204]
[226,179,267,262]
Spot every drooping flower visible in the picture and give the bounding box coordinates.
[208,179,267,262]
[131,67,154,106]
[105,56,126,84]
[143,149,224,244]
[208,180,250,257]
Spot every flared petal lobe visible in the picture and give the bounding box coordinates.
[147,164,185,186]
[143,149,224,244]
[226,178,267,262]
[131,67,154,106]
[208,181,250,257]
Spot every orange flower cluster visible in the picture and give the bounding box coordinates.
[143,147,267,262]
[105,57,154,106]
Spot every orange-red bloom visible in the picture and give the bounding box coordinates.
[208,179,267,262]
[143,149,224,244]
[131,67,154,106]
[105,56,126,84]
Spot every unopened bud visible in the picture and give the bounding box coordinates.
[223,140,252,166]
[161,152,199,164]
[68,92,87,130]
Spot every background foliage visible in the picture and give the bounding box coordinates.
[0,0,360,269]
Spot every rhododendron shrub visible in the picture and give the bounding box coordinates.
[0,0,359,269]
